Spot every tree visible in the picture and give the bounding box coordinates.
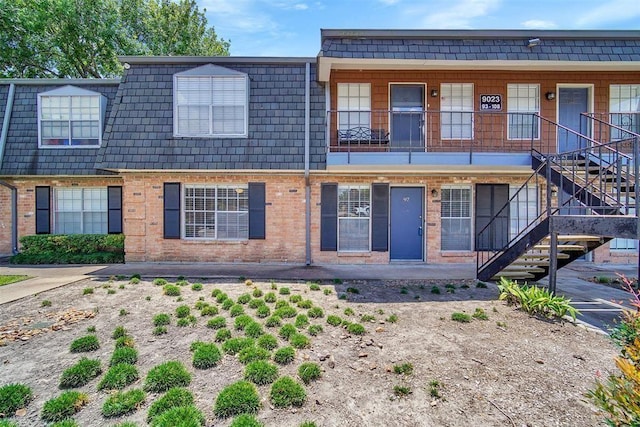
[0,0,230,78]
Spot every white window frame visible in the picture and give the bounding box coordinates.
[507,84,540,140]
[37,86,104,148]
[337,83,371,131]
[182,184,249,240]
[440,185,472,251]
[174,65,249,138]
[609,84,640,140]
[440,83,474,140]
[509,185,539,240]
[337,185,371,252]
[53,188,108,234]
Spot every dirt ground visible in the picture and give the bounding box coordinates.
[0,276,619,427]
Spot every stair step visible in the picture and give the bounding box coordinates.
[533,244,586,252]
[541,235,603,243]
[491,272,535,280]
[502,266,546,273]
[521,252,570,259]
[511,259,550,266]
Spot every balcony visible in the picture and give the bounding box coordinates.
[326,110,576,169]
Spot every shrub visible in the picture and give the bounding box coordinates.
[248,298,265,309]
[176,279,189,286]
[343,308,355,316]
[308,325,323,336]
[12,234,124,264]
[192,343,222,369]
[112,325,128,339]
[230,414,264,427]
[230,304,245,317]
[215,292,228,303]
[222,337,255,355]
[297,300,313,309]
[82,287,94,295]
[234,314,254,331]
[153,313,171,326]
[194,300,208,310]
[307,307,324,318]
[264,292,277,303]
[308,283,320,291]
[102,388,145,417]
[215,328,232,342]
[347,323,366,335]
[59,358,102,388]
[207,316,227,329]
[451,312,471,323]
[269,376,306,408]
[273,346,295,365]
[153,278,168,286]
[244,360,279,385]
[41,391,88,422]
[299,423,317,427]
[323,288,332,295]
[279,287,290,295]
[110,347,138,366]
[175,305,190,318]
[50,420,78,427]
[327,315,342,326]
[275,300,290,309]
[153,326,167,336]
[472,308,489,320]
[386,314,399,323]
[146,387,193,423]
[191,283,203,291]
[238,346,271,364]
[163,284,181,296]
[279,324,297,340]
[213,381,261,418]
[87,326,96,333]
[298,362,321,384]
[98,363,139,390]
[245,322,264,339]
[274,306,297,318]
[129,277,140,285]
[294,314,309,329]
[201,305,218,316]
[69,335,100,353]
[289,295,303,304]
[0,383,32,416]
[252,288,263,298]
[256,305,270,318]
[144,361,192,393]
[290,333,310,349]
[393,385,411,397]
[497,277,579,320]
[151,405,205,427]
[221,298,235,310]
[237,293,252,304]
[115,335,135,348]
[265,315,282,328]
[393,363,414,375]
[257,334,278,350]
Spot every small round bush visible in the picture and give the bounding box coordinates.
[234,314,253,330]
[192,343,222,369]
[50,420,78,427]
[207,316,226,329]
[244,360,278,385]
[144,361,192,393]
[297,299,313,309]
[190,341,206,352]
[163,284,181,296]
[0,383,32,416]
[152,278,168,286]
[273,346,295,365]
[151,404,205,427]
[201,305,218,316]
[274,306,297,318]
[82,287,94,295]
[69,335,100,353]
[102,388,146,417]
[177,316,197,327]
[230,304,245,317]
[289,294,302,303]
[129,277,140,285]
[237,293,252,304]
[195,300,208,310]
[213,380,261,418]
[112,325,128,339]
[110,346,138,366]
[265,315,282,328]
[98,363,139,390]
[264,292,277,303]
[153,326,168,335]
[255,305,270,318]
[252,288,263,298]
[269,376,306,408]
[299,422,317,427]
[175,305,190,318]
[230,414,265,427]
[298,362,322,384]
[216,292,229,303]
[347,323,366,335]
[176,279,189,287]
[308,307,324,318]
[115,335,135,348]
[191,283,203,291]
[244,322,264,339]
[248,298,265,309]
[153,313,171,326]
[222,337,255,355]
[215,328,232,342]
[238,346,271,364]
[308,325,323,336]
[295,314,309,329]
[41,391,88,422]
[146,387,193,423]
[221,298,234,310]
[279,324,297,340]
[279,287,291,295]
[257,334,278,350]
[275,300,290,309]
[59,358,102,388]
[290,333,310,349]
[308,283,321,291]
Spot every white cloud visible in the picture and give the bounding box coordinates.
[521,19,558,29]
[417,0,502,28]
[379,0,401,5]
[575,0,640,27]
[293,3,309,10]
[201,0,277,34]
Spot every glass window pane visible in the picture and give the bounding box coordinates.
[507,84,540,139]
[440,186,471,250]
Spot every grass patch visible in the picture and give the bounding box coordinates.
[110,347,138,366]
[249,298,265,309]
[327,315,342,326]
[360,314,375,322]
[175,305,190,318]
[269,376,306,408]
[200,305,218,316]
[451,312,472,323]
[252,288,263,298]
[214,380,261,418]
[191,283,203,291]
[237,293,252,304]
[207,316,227,329]
[69,335,100,353]
[244,360,279,385]
[307,307,324,318]
[289,295,303,304]
[386,314,399,323]
[0,275,30,286]
[431,286,441,294]
[273,346,295,365]
[153,326,167,336]
[230,304,245,317]
[265,315,282,328]
[256,305,270,318]
[297,299,313,309]
[41,391,88,422]
[115,335,135,348]
[472,308,489,320]
[153,313,171,327]
[279,287,291,295]
[393,385,412,397]
[221,298,235,310]
[279,324,297,340]
[59,358,102,388]
[308,283,321,291]
[215,328,232,342]
[308,324,323,336]
[82,287,94,295]
[98,363,139,390]
[146,387,193,423]
[222,337,255,355]
[295,314,309,329]
[112,325,127,339]
[163,284,181,296]
[238,346,271,364]
[144,361,191,393]
[234,314,254,331]
[347,323,366,335]
[257,334,278,351]
[192,343,222,369]
[298,362,321,384]
[290,333,310,349]
[393,363,414,375]
[151,405,204,427]
[102,388,145,417]
[230,414,265,427]
[343,308,354,316]
[274,306,297,318]
[0,383,32,416]
[245,322,264,339]
[264,292,277,303]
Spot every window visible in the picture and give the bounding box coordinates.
[441,186,472,250]
[174,65,249,137]
[337,83,371,131]
[440,83,473,139]
[184,185,248,239]
[610,84,640,139]
[54,188,107,234]
[509,185,539,239]
[38,86,103,147]
[507,84,540,139]
[337,185,370,251]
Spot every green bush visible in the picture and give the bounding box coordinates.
[393,363,414,375]
[295,314,309,329]
[151,405,205,427]
[290,333,310,349]
[347,323,366,335]
[297,300,313,309]
[213,381,261,418]
[279,287,291,295]
[191,283,203,291]
[50,420,79,427]
[451,312,472,323]
[252,288,263,298]
[230,304,245,317]
[102,388,145,417]
[110,347,138,366]
[153,278,168,286]
[274,306,297,318]
[115,335,135,348]
[163,284,181,296]
[244,360,279,385]
[279,324,297,340]
[298,362,322,384]
[215,328,232,342]
[256,305,270,318]
[200,305,218,316]
[264,292,277,303]
[98,363,139,390]
[222,337,255,355]
[0,421,18,427]
[265,315,282,328]
[144,361,191,393]
[216,292,229,303]
[289,295,303,304]
[269,376,306,408]
[11,234,124,264]
[112,325,128,339]
[153,313,171,326]
[234,314,254,331]
[238,346,271,364]
[175,305,190,318]
[273,346,295,365]
[69,335,100,353]
[237,293,252,304]
[248,298,265,309]
[59,358,102,388]
[257,334,278,350]
[244,322,264,339]
[192,343,222,369]
[230,414,265,427]
[146,387,194,423]
[0,383,32,416]
[307,307,324,318]
[221,298,234,310]
[308,325,323,336]
[41,391,88,422]
[327,315,342,326]
[497,277,579,320]
[207,316,226,329]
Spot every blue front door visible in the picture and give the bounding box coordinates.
[390,187,424,260]
[558,88,590,153]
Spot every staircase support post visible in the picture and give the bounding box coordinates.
[548,231,558,294]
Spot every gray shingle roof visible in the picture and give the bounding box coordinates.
[0,83,118,175]
[0,85,8,130]
[97,61,326,171]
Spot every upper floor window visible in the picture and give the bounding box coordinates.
[337,83,371,131]
[440,83,473,140]
[38,86,104,147]
[610,84,640,139]
[174,64,249,138]
[507,84,540,139]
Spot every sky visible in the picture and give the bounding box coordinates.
[197,0,640,57]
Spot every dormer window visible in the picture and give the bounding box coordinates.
[174,64,249,138]
[38,86,105,147]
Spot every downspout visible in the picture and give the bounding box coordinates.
[304,62,312,265]
[0,83,18,254]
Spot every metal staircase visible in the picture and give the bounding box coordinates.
[476,115,639,291]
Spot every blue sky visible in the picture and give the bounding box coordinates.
[198,0,640,56]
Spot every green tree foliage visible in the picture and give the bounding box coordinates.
[0,0,230,78]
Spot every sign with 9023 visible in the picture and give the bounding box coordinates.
[480,94,502,111]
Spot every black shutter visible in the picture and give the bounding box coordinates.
[371,183,389,251]
[35,186,50,234]
[248,182,266,239]
[320,183,338,251]
[107,186,123,234]
[164,183,181,239]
